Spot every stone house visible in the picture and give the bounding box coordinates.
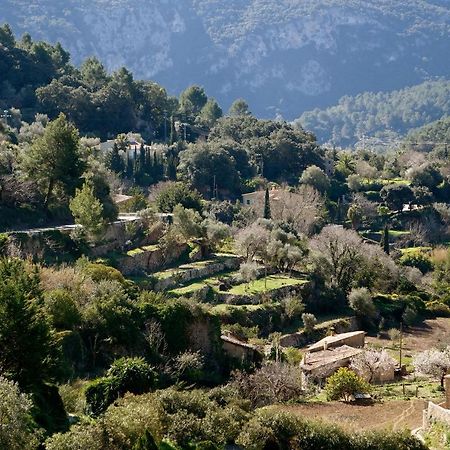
[301,330,395,383]
[221,334,262,365]
[301,344,363,381]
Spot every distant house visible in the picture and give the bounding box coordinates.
[221,334,262,365]
[98,139,155,160]
[241,188,283,207]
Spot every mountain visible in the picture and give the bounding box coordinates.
[3,0,450,119]
[295,80,450,147]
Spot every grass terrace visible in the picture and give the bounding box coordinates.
[168,270,238,296]
[126,244,159,256]
[227,274,308,295]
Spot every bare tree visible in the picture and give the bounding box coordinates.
[234,222,270,261]
[231,362,305,407]
[309,225,364,293]
[413,347,450,387]
[251,186,324,236]
[350,349,396,383]
[144,319,167,357]
[310,225,399,294]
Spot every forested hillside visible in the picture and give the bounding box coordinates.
[3,0,450,118]
[296,80,450,147]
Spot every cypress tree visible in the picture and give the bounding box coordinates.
[263,187,271,219]
[107,143,125,175]
[166,155,177,180]
[138,143,146,175]
[380,224,390,254]
[125,151,133,178]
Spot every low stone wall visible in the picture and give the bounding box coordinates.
[424,402,450,429]
[217,282,308,306]
[7,218,144,261]
[154,256,241,291]
[116,243,188,276]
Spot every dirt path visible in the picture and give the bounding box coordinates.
[277,399,427,432]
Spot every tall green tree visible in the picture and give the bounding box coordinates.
[228,98,251,117]
[0,258,57,389]
[263,188,271,219]
[197,98,223,128]
[106,143,125,175]
[69,181,106,240]
[22,113,84,207]
[380,225,390,255]
[179,85,207,121]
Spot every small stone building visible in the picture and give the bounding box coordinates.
[221,334,262,365]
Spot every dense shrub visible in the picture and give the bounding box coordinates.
[400,251,433,274]
[325,367,371,402]
[82,262,126,284]
[85,357,157,415]
[44,289,81,330]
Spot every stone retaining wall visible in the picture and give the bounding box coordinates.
[116,243,189,276]
[423,401,450,429]
[217,282,308,306]
[154,256,241,291]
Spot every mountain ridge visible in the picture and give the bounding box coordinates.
[3,0,450,118]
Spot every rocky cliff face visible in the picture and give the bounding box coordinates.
[4,0,450,118]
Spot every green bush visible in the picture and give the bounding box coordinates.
[85,358,157,416]
[44,289,81,330]
[325,367,371,402]
[400,252,433,274]
[155,182,203,213]
[0,233,8,256]
[82,262,126,284]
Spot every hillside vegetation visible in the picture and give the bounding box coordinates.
[297,80,450,147]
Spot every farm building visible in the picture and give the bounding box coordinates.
[301,344,363,381]
[301,330,395,383]
[221,334,262,365]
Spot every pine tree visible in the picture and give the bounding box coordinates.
[69,181,106,240]
[263,187,271,219]
[380,224,390,254]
